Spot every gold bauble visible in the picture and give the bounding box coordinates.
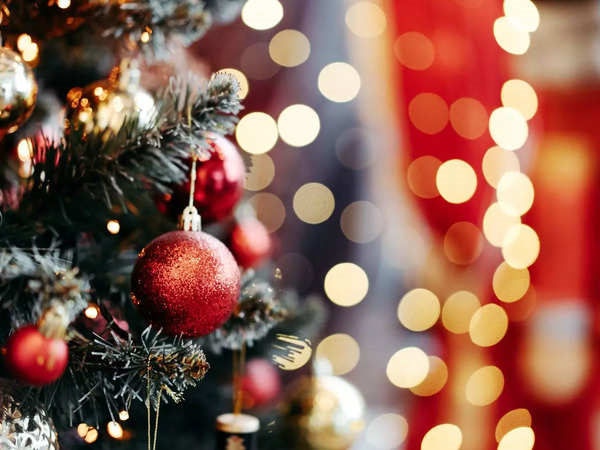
[284,375,365,450]
[0,47,38,134]
[65,62,154,135]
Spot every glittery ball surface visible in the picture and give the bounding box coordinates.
[131,231,240,337]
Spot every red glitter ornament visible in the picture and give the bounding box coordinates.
[131,230,241,337]
[156,134,245,223]
[4,325,69,386]
[230,218,271,268]
[241,358,281,408]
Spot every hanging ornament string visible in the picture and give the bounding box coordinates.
[232,342,246,415]
[152,387,164,450]
[145,359,165,450]
[179,105,202,232]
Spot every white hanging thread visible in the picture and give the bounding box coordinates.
[179,157,202,232]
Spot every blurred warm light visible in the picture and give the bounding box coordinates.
[407,156,441,199]
[482,146,520,188]
[497,171,534,216]
[140,31,150,43]
[442,290,480,334]
[504,0,540,32]
[489,107,529,151]
[217,68,249,99]
[408,93,448,135]
[324,263,368,307]
[498,427,535,450]
[410,356,448,397]
[17,138,33,162]
[22,42,39,62]
[443,221,483,265]
[17,34,32,52]
[248,192,286,232]
[394,32,435,70]
[493,16,531,55]
[436,159,477,204]
[502,224,540,269]
[469,303,509,347]
[493,262,530,303]
[293,182,334,224]
[272,334,312,370]
[107,421,123,439]
[269,29,310,67]
[57,0,71,8]
[501,79,538,120]
[386,347,429,388]
[365,413,408,449]
[84,428,98,444]
[77,423,89,438]
[449,97,488,140]
[340,201,383,243]
[335,128,375,170]
[345,1,387,38]
[483,202,521,247]
[397,288,440,332]
[241,0,283,30]
[236,112,278,154]
[245,154,275,191]
[241,42,280,80]
[278,104,320,147]
[84,304,99,319]
[78,423,98,443]
[421,424,462,450]
[495,409,532,443]
[106,219,120,234]
[318,62,361,103]
[465,365,504,406]
[118,410,129,421]
[315,333,360,376]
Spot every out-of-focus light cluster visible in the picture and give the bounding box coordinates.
[410,356,448,397]
[436,159,477,204]
[17,33,39,62]
[493,262,530,303]
[465,365,505,406]
[269,29,310,67]
[106,219,120,234]
[469,303,509,347]
[315,333,360,376]
[324,262,369,307]
[16,138,33,178]
[293,182,334,224]
[386,347,429,388]
[442,291,480,334]
[57,0,71,8]
[107,421,123,439]
[365,413,409,448]
[318,62,361,103]
[77,423,98,444]
[84,304,99,319]
[241,0,283,30]
[498,427,535,450]
[236,112,278,154]
[495,409,532,442]
[421,424,463,450]
[482,146,520,188]
[397,288,440,332]
[278,104,320,147]
[345,1,387,39]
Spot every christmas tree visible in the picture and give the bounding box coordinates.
[0,1,325,448]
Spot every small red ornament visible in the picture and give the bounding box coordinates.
[156,134,245,223]
[4,325,69,386]
[131,230,241,337]
[230,218,271,268]
[241,358,281,408]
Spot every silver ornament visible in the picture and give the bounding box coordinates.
[0,400,59,450]
[0,47,38,134]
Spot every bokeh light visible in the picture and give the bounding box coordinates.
[345,1,387,38]
[269,29,311,67]
[365,414,408,449]
[386,347,429,388]
[493,16,531,55]
[324,263,369,307]
[493,262,530,303]
[84,304,99,319]
[421,424,462,450]
[483,202,521,247]
[293,182,334,224]
[407,156,441,199]
[245,154,275,191]
[449,97,488,140]
[315,333,360,375]
[236,112,278,154]
[502,224,540,269]
[335,128,375,170]
[410,356,448,397]
[436,159,477,204]
[465,365,505,406]
[501,79,538,120]
[106,219,120,234]
[496,409,532,443]
[278,104,320,147]
[318,62,361,103]
[394,32,435,70]
[442,290,480,334]
[469,303,509,347]
[248,193,286,232]
[340,201,383,243]
[408,93,448,135]
[107,421,123,439]
[241,0,283,30]
[504,0,540,32]
[498,427,535,450]
[497,171,534,216]
[397,288,440,332]
[443,221,483,265]
[118,410,130,421]
[482,146,521,188]
[217,68,249,99]
[489,107,529,151]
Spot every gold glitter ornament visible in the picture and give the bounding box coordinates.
[65,60,155,135]
[0,47,38,135]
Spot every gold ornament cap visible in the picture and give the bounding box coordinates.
[38,304,69,339]
[215,413,260,434]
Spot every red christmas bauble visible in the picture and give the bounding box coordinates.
[156,134,245,223]
[4,325,69,386]
[242,358,281,408]
[230,218,271,268]
[131,230,241,337]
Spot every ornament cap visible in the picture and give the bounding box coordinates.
[38,304,69,339]
[179,205,202,231]
[216,413,260,433]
